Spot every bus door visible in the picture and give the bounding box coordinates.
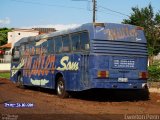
[80,54,90,90]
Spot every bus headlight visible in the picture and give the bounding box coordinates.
[97,71,109,78]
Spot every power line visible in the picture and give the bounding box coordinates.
[10,0,130,22]
[10,0,89,11]
[71,0,96,23]
[98,10,119,17]
[98,5,130,17]
[10,0,129,17]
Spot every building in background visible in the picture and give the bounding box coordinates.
[8,28,56,48]
[0,29,39,63]
[33,28,56,34]
[154,53,160,60]
[8,29,39,48]
[0,28,56,71]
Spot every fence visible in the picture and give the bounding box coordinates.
[0,52,11,63]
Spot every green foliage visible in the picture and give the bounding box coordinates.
[0,72,10,79]
[0,28,12,46]
[148,61,160,81]
[122,4,160,58]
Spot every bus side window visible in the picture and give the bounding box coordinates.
[55,36,62,53]
[20,45,25,56]
[48,38,54,54]
[25,44,34,55]
[29,42,35,55]
[41,41,48,54]
[62,35,70,52]
[35,45,41,55]
[71,33,80,51]
[80,32,90,50]
[12,47,20,62]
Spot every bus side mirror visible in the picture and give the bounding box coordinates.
[85,44,90,50]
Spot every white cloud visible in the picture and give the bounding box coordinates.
[21,24,80,31]
[0,17,10,25]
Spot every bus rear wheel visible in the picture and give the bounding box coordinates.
[56,77,69,98]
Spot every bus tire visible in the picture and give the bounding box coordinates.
[139,88,150,100]
[56,77,69,98]
[17,74,24,88]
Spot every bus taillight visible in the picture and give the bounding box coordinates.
[139,72,148,79]
[97,71,109,78]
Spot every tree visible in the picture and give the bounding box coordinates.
[0,28,12,46]
[122,4,160,65]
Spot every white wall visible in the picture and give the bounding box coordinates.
[154,53,160,60]
[8,30,39,48]
[0,63,11,71]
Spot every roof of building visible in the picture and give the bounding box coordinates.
[10,29,39,33]
[9,28,56,34]
[0,43,12,48]
[33,28,56,34]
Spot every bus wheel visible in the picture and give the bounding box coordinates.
[56,77,69,98]
[17,74,24,88]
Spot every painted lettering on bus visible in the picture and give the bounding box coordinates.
[11,59,25,77]
[23,55,55,77]
[30,78,49,85]
[106,27,138,40]
[57,56,79,71]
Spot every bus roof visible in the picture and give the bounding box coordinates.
[14,23,145,47]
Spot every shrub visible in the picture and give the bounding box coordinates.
[148,61,160,82]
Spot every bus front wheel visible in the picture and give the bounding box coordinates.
[56,77,69,98]
[17,74,24,88]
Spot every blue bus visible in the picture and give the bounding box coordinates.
[11,23,148,98]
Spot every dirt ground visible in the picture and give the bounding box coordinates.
[0,78,160,120]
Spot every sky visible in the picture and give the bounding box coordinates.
[0,0,159,30]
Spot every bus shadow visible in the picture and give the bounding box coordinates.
[21,86,150,102]
[0,82,6,86]
[21,86,57,95]
[69,89,150,102]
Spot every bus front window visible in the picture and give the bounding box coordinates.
[12,47,20,62]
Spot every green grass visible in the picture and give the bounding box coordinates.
[0,72,10,79]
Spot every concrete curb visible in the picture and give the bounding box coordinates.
[149,88,160,93]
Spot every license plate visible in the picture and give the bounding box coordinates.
[118,78,128,82]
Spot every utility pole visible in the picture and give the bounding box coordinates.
[92,0,97,23]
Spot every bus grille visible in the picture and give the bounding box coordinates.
[92,39,148,56]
